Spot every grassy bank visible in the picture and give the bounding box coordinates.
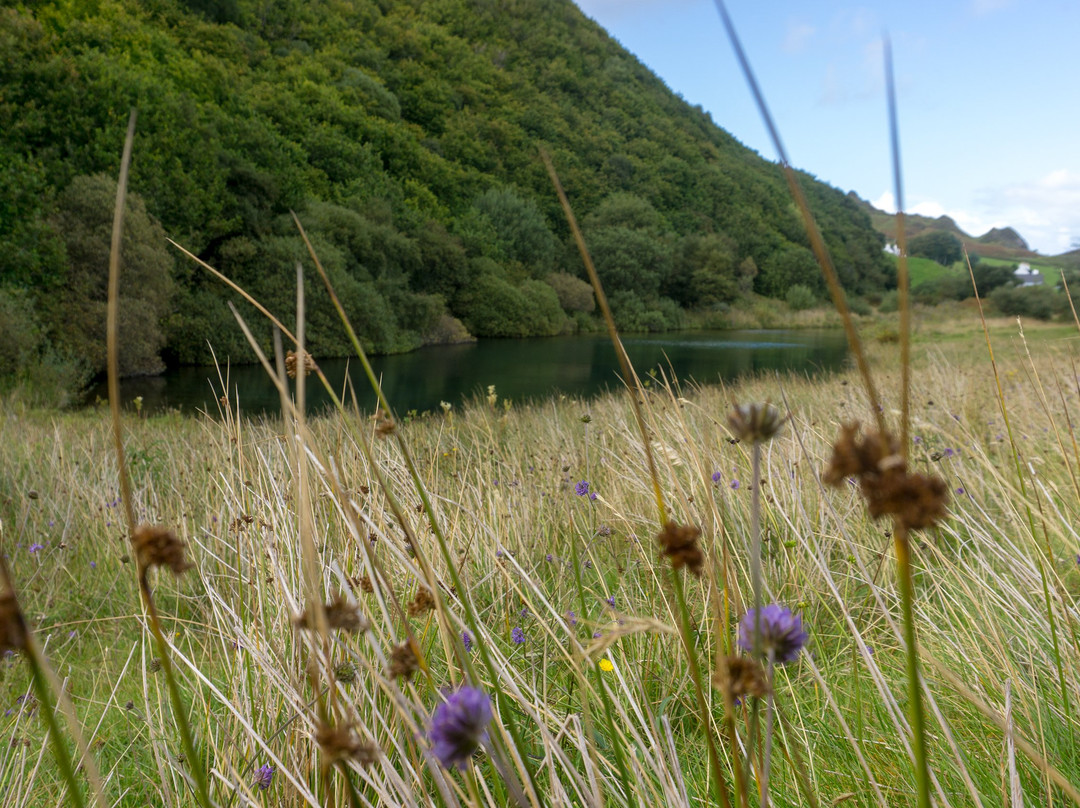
[1,314,1079,806]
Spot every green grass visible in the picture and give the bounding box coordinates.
[1,313,1079,806]
[888,253,961,286]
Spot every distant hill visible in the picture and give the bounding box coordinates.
[0,0,893,379]
[850,193,1040,262]
[978,227,1028,251]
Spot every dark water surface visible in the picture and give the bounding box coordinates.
[87,329,847,416]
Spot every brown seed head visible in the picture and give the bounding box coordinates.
[294,595,371,634]
[823,423,948,530]
[728,402,786,444]
[0,592,28,654]
[131,525,193,577]
[374,410,396,436]
[864,471,949,530]
[656,521,704,576]
[285,349,316,379]
[713,655,769,703]
[822,423,901,486]
[349,574,374,594]
[407,587,436,617]
[387,640,420,681]
[314,722,378,768]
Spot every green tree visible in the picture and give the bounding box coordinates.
[908,231,962,267]
[50,175,174,376]
[757,245,820,298]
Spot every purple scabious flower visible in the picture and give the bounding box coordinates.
[737,604,808,664]
[574,480,591,497]
[28,543,44,554]
[730,480,741,490]
[565,610,578,627]
[711,471,722,483]
[429,686,492,769]
[604,595,616,608]
[254,763,275,791]
[462,631,473,652]
[511,627,525,645]
[545,553,554,562]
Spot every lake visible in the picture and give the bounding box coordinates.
[87,329,847,416]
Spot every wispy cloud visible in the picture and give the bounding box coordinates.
[782,21,815,54]
[970,0,1013,15]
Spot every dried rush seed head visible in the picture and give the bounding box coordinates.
[294,595,371,634]
[0,593,28,655]
[285,349,315,378]
[824,422,948,530]
[131,525,193,577]
[429,686,493,770]
[713,655,769,703]
[407,587,436,617]
[314,722,377,768]
[388,640,420,681]
[656,521,704,576]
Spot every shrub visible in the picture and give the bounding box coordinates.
[544,272,595,313]
[989,285,1063,320]
[878,290,899,313]
[785,284,817,311]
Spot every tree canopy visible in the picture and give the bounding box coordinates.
[0,0,892,380]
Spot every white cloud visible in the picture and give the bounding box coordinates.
[872,170,1080,254]
[872,190,895,212]
[782,21,815,54]
[974,169,1080,253]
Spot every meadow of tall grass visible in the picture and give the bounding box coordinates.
[2,310,1080,806]
[3,10,1080,806]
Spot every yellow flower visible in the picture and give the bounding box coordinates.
[599,658,614,672]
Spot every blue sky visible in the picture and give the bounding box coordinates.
[574,0,1080,255]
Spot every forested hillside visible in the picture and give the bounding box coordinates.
[0,0,891,385]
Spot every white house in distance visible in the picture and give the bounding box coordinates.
[1014,263,1043,287]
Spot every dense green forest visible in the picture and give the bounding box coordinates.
[0,0,892,392]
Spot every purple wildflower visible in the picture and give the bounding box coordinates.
[28,543,44,554]
[605,595,616,608]
[429,686,492,770]
[712,471,722,483]
[737,604,808,664]
[89,561,96,569]
[565,611,578,627]
[545,553,554,562]
[592,631,602,639]
[944,448,955,458]
[511,627,525,645]
[254,763,275,791]
[589,492,597,501]
[730,480,741,490]
[574,480,590,497]
[462,631,473,652]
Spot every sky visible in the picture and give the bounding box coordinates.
[573,0,1080,255]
